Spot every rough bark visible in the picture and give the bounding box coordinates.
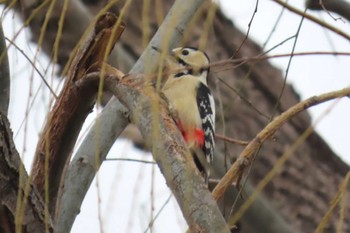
[0,20,10,116]
[16,5,228,232]
[55,1,209,232]
[31,12,125,214]
[76,70,230,233]
[0,113,53,233]
[2,0,350,233]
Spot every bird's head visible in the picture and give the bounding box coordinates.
[167,47,210,77]
[152,46,210,84]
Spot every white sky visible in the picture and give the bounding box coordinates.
[219,0,350,164]
[2,0,350,232]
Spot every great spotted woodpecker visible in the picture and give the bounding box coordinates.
[160,47,215,180]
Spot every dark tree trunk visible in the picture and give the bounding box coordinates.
[0,113,53,233]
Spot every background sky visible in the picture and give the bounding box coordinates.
[2,0,350,232]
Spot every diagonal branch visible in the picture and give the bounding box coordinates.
[76,69,230,233]
[0,20,10,116]
[272,0,350,41]
[56,0,208,232]
[212,87,350,201]
[306,0,350,21]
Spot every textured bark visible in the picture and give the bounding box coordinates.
[55,1,211,232]
[2,0,350,233]
[76,70,230,233]
[0,20,10,116]
[0,113,53,233]
[31,13,125,214]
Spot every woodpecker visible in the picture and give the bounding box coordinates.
[161,47,215,180]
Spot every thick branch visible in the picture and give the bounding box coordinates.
[0,20,10,115]
[31,13,125,214]
[56,0,208,232]
[212,87,350,201]
[0,113,53,233]
[78,70,230,233]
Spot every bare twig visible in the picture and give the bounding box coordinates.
[105,158,156,164]
[5,38,57,98]
[210,51,350,73]
[306,0,350,22]
[231,0,259,58]
[226,98,343,226]
[272,0,350,41]
[217,77,270,119]
[270,7,306,119]
[212,87,350,201]
[143,194,173,233]
[215,133,249,146]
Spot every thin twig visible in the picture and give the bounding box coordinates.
[209,51,350,73]
[105,158,156,164]
[262,0,288,48]
[5,38,58,99]
[227,98,343,226]
[215,134,249,146]
[143,194,173,233]
[272,0,350,41]
[212,87,350,201]
[231,0,259,58]
[217,77,270,119]
[271,8,306,119]
[210,51,350,73]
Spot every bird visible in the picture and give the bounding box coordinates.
[160,47,215,182]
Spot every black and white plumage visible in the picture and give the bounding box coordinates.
[161,47,215,180]
[196,83,215,162]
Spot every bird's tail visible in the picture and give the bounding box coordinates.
[191,147,210,184]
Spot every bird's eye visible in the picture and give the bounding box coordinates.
[181,49,189,56]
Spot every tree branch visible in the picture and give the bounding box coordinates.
[0,113,53,233]
[212,87,350,201]
[74,70,230,233]
[0,20,10,116]
[31,13,125,214]
[306,0,350,21]
[56,0,209,231]
[272,0,350,41]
